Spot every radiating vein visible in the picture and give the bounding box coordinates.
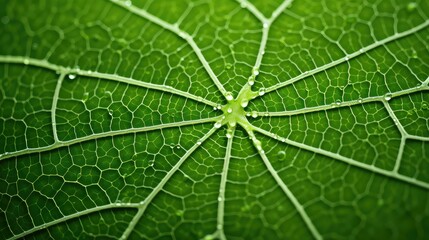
[51,72,66,143]
[216,127,235,240]
[264,19,429,94]
[119,126,218,240]
[0,55,218,107]
[109,0,229,98]
[252,125,429,190]
[240,0,293,86]
[8,203,140,240]
[246,130,322,240]
[258,85,428,117]
[0,117,220,161]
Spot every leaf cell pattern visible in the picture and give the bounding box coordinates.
[0,0,429,239]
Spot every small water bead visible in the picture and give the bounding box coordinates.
[407,2,417,12]
[263,22,269,28]
[225,92,234,101]
[196,140,202,145]
[246,112,251,117]
[252,68,259,76]
[23,58,29,65]
[68,74,76,80]
[225,63,232,70]
[251,111,258,118]
[226,129,234,139]
[258,88,265,96]
[124,0,132,6]
[214,121,222,129]
[240,1,247,8]
[248,76,255,86]
[384,93,392,101]
[357,98,363,103]
[277,150,286,160]
[218,196,222,201]
[335,100,341,106]
[227,108,233,113]
[229,121,236,127]
[175,210,184,217]
[82,92,89,102]
[241,100,248,108]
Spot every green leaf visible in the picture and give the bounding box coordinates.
[1,0,428,239]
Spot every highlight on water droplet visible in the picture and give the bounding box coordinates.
[214,121,222,129]
[225,92,234,101]
[68,74,76,80]
[227,108,233,113]
[248,76,255,86]
[258,88,265,96]
[384,93,392,101]
[226,128,234,138]
[252,67,259,76]
[277,150,286,160]
[175,210,184,217]
[124,0,132,6]
[241,100,248,108]
[225,63,232,70]
[251,111,258,118]
[407,2,417,12]
[335,99,341,106]
[23,58,29,65]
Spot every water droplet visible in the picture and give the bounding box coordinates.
[217,224,223,230]
[248,76,255,86]
[218,196,222,201]
[108,110,113,116]
[258,88,265,96]
[227,108,233,113]
[216,104,222,110]
[229,121,236,127]
[253,68,259,76]
[384,93,392,101]
[240,1,247,8]
[277,150,286,160]
[241,100,248,108]
[411,49,418,59]
[82,92,89,102]
[175,210,184,217]
[251,111,258,118]
[68,74,76,80]
[226,129,233,139]
[357,98,363,103]
[263,22,268,28]
[225,92,234,101]
[226,63,232,70]
[214,121,222,129]
[246,112,251,117]
[359,48,364,53]
[421,102,429,110]
[407,2,417,12]
[336,99,341,106]
[23,58,29,65]
[344,56,349,61]
[213,106,217,110]
[124,0,132,6]
[196,140,202,145]
[104,91,112,98]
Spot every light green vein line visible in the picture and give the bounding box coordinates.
[382,101,408,173]
[51,72,66,143]
[8,203,141,240]
[407,135,429,141]
[0,55,218,107]
[240,0,293,84]
[109,0,229,98]
[247,130,322,240]
[216,127,235,240]
[252,125,429,190]
[258,85,428,117]
[235,0,267,22]
[119,126,218,240]
[0,117,221,161]
[264,19,429,94]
